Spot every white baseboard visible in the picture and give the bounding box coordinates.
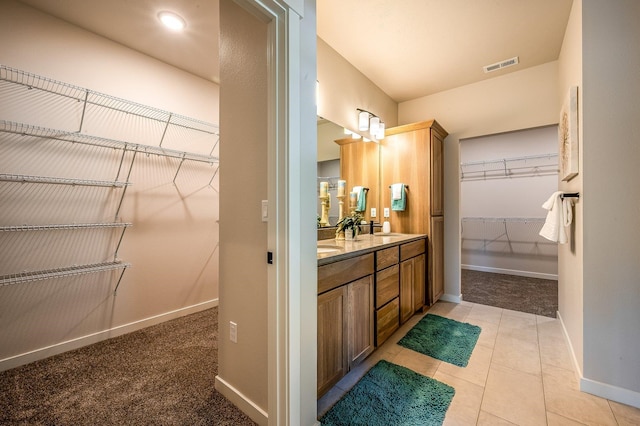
[461,264,558,281]
[0,299,218,372]
[557,311,640,409]
[439,293,462,304]
[215,375,268,425]
[557,310,583,378]
[581,377,640,409]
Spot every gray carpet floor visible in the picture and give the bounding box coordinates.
[0,307,257,426]
[461,269,558,318]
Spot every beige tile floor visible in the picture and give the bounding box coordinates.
[318,301,640,425]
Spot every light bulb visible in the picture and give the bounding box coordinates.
[358,110,369,131]
[158,11,186,31]
[375,121,385,140]
[369,116,380,135]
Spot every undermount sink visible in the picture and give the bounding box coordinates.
[317,245,342,254]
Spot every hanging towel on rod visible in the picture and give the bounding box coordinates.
[391,183,406,211]
[539,191,575,244]
[352,186,367,212]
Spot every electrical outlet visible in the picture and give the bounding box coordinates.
[370,207,376,218]
[229,321,237,343]
[384,207,390,218]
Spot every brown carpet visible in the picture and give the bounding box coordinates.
[0,307,257,426]
[461,269,558,318]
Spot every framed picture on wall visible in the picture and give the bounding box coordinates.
[559,86,579,181]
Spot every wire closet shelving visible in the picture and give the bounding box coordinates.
[460,153,558,181]
[460,217,556,254]
[0,65,220,291]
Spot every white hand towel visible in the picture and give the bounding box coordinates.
[391,183,403,200]
[539,191,574,244]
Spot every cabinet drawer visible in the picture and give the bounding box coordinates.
[375,264,399,308]
[376,297,399,346]
[318,253,374,294]
[400,239,426,261]
[376,246,399,271]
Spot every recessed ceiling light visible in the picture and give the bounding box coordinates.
[158,11,186,32]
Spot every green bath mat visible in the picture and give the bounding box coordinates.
[320,360,455,426]
[398,314,481,367]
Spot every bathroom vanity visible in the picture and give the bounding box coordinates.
[316,233,427,397]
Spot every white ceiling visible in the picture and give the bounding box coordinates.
[18,0,573,103]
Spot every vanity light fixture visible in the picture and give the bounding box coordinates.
[356,108,385,140]
[158,11,186,31]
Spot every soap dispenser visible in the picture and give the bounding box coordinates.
[382,220,391,234]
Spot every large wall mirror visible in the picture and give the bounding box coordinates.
[317,117,381,228]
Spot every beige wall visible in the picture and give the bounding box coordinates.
[399,62,560,301]
[317,38,398,135]
[557,0,584,374]
[217,0,269,415]
[0,1,219,369]
[581,0,640,399]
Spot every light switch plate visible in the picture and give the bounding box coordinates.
[261,200,268,222]
[230,321,237,343]
[384,207,390,218]
[370,207,376,218]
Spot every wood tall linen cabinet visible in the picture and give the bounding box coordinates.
[381,120,447,305]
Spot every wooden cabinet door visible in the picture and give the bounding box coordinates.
[317,285,348,397]
[399,259,414,324]
[348,275,374,368]
[430,130,444,216]
[413,254,426,312]
[429,216,445,304]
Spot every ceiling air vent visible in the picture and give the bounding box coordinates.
[483,56,519,73]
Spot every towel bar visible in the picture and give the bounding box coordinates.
[560,192,579,199]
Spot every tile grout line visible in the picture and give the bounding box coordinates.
[536,315,550,425]
[474,305,503,425]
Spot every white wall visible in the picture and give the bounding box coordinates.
[460,126,559,278]
[317,38,398,134]
[0,0,220,369]
[581,0,640,403]
[399,62,560,301]
[557,0,585,376]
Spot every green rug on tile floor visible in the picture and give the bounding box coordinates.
[398,314,481,367]
[320,360,455,426]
